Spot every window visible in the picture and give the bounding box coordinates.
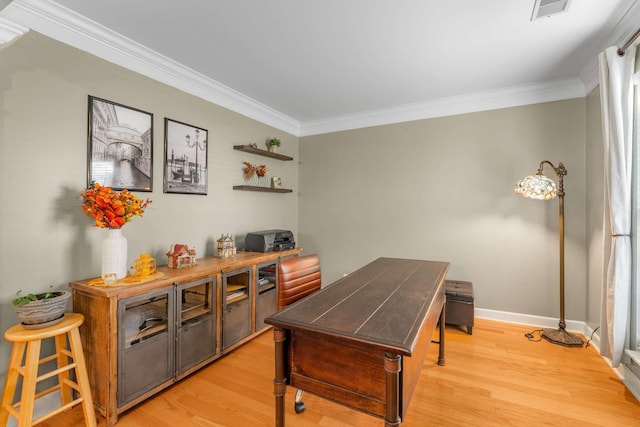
[625,62,640,394]
[633,67,640,353]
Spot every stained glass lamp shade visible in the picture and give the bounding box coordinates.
[514,174,557,200]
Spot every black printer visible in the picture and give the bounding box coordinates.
[245,229,295,252]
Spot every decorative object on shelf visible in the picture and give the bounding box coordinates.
[81,182,152,280]
[82,182,152,229]
[515,160,582,348]
[256,164,268,177]
[102,273,118,285]
[87,96,153,192]
[164,118,208,195]
[133,253,157,278]
[166,244,197,268]
[272,177,282,189]
[86,271,165,287]
[249,143,258,148]
[266,137,281,153]
[216,234,237,258]
[256,164,268,186]
[243,161,256,185]
[102,228,128,280]
[12,288,71,329]
[243,161,268,186]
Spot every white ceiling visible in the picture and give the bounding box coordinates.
[1,0,639,136]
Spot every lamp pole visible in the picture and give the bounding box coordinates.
[538,162,567,326]
[535,161,582,347]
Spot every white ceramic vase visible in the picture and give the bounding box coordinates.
[102,228,128,280]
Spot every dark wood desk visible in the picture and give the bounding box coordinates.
[264,257,449,427]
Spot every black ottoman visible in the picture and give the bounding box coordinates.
[445,280,474,335]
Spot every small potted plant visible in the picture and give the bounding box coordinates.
[266,137,281,153]
[12,286,71,328]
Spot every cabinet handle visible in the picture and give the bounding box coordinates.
[139,317,165,332]
[182,318,204,329]
[259,287,275,295]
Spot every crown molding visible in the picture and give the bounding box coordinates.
[300,79,586,136]
[0,0,301,136]
[0,16,27,45]
[580,59,600,95]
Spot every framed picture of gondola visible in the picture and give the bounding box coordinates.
[87,96,153,191]
[164,118,208,195]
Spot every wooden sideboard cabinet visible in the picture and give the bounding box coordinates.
[69,249,300,426]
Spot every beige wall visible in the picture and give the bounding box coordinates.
[0,32,298,373]
[299,99,588,319]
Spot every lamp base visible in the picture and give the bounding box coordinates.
[541,327,583,348]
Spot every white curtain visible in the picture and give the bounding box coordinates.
[599,45,636,367]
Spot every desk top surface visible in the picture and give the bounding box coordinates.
[265,257,449,356]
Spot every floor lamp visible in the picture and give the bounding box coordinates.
[514,160,583,347]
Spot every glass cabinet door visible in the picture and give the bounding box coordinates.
[118,288,174,405]
[177,276,216,373]
[256,261,277,331]
[222,267,252,350]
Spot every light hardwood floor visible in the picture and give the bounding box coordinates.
[37,318,640,427]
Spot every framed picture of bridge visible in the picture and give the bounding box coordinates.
[87,96,153,192]
[163,118,208,195]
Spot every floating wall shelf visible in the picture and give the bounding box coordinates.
[234,144,293,193]
[233,185,292,193]
[233,145,293,161]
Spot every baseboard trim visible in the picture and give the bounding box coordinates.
[474,307,591,336]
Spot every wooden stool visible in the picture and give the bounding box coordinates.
[0,313,96,427]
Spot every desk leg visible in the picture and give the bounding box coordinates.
[384,353,401,427]
[438,305,446,366]
[273,327,287,427]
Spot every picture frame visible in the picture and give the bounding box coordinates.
[164,118,208,195]
[272,177,282,189]
[87,96,153,191]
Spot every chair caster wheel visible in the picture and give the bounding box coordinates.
[294,401,305,414]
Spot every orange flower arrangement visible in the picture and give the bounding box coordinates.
[256,164,268,177]
[243,161,256,179]
[81,183,151,229]
[243,161,268,179]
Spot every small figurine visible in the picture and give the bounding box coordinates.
[217,234,237,259]
[166,244,197,268]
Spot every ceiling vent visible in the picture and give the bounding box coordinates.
[531,0,571,21]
